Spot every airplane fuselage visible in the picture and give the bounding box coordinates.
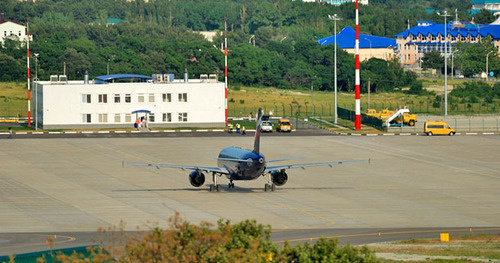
[217,147,266,181]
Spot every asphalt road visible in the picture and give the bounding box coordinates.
[0,133,498,256]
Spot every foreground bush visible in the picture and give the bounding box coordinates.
[41,213,377,262]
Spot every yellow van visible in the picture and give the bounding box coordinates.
[277,118,292,132]
[424,121,455,136]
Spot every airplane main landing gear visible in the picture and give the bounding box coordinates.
[228,182,235,188]
[210,184,221,192]
[264,183,276,192]
[210,173,221,192]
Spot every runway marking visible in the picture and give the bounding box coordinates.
[0,234,76,251]
[275,227,500,243]
[248,193,335,225]
[97,144,153,163]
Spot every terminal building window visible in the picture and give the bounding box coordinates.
[163,113,172,122]
[149,93,155,102]
[178,93,187,102]
[83,114,91,123]
[125,94,131,103]
[82,94,91,103]
[163,93,172,102]
[149,113,155,122]
[178,112,188,122]
[114,94,121,103]
[98,94,108,103]
[138,94,145,103]
[114,114,121,123]
[98,113,108,123]
[125,113,132,123]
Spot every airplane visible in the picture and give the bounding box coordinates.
[124,109,368,192]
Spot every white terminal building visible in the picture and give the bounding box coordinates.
[33,73,225,129]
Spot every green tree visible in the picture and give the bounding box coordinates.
[422,50,444,71]
[473,9,495,24]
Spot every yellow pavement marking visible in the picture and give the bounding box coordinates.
[248,193,335,225]
[0,234,76,250]
[276,227,500,243]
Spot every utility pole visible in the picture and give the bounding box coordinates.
[310,82,314,116]
[437,10,450,116]
[368,78,371,109]
[486,51,493,81]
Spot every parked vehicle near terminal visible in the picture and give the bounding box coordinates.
[277,119,292,132]
[261,121,273,132]
[424,121,455,136]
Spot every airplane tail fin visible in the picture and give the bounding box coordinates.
[253,108,263,154]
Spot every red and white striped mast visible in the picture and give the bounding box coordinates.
[354,0,361,130]
[26,16,31,127]
[224,13,228,125]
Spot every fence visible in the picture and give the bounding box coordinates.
[229,100,499,120]
[230,102,499,132]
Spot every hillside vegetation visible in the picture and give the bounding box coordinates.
[0,0,485,92]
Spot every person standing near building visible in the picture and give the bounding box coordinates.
[8,127,12,139]
[241,126,246,135]
[134,118,140,129]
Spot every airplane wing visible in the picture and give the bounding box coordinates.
[123,161,229,174]
[264,159,369,173]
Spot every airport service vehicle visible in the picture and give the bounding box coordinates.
[276,119,292,132]
[366,108,417,126]
[424,121,455,136]
[261,121,273,132]
[125,109,367,192]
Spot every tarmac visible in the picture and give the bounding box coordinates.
[0,133,499,255]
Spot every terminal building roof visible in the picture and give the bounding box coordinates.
[316,27,396,49]
[395,22,500,39]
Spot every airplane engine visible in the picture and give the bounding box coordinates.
[271,171,288,186]
[189,170,205,187]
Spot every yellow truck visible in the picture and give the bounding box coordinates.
[366,108,417,126]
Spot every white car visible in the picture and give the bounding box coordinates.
[261,121,273,132]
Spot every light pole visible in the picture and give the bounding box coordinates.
[328,14,341,124]
[363,37,372,58]
[486,51,494,80]
[437,10,450,116]
[34,53,39,130]
[107,58,110,75]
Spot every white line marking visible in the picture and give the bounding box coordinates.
[114,131,126,133]
[97,131,110,134]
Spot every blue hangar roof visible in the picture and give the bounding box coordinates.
[95,74,153,84]
[316,27,397,49]
[395,22,500,39]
